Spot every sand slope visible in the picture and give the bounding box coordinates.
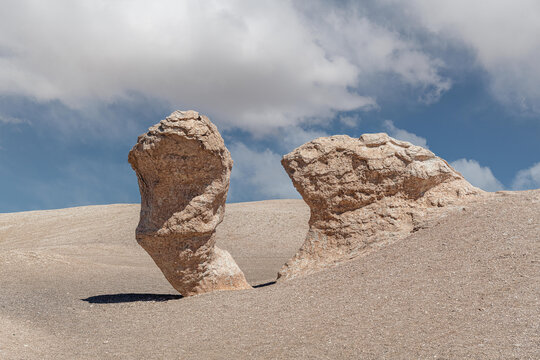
[0,192,538,359]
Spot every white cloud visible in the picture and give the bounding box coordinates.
[0,0,450,134]
[338,114,361,128]
[228,142,298,201]
[298,1,452,104]
[281,127,329,150]
[383,120,428,148]
[450,158,504,192]
[512,162,540,190]
[0,114,27,150]
[0,114,25,124]
[389,0,540,114]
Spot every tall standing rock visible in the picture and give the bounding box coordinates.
[128,110,251,296]
[279,133,482,280]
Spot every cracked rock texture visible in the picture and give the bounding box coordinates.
[279,133,482,280]
[128,110,250,296]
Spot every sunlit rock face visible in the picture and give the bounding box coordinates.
[279,133,482,280]
[128,110,250,296]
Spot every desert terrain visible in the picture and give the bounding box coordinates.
[0,191,539,359]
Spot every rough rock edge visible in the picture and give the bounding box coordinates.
[129,110,251,296]
[278,133,483,281]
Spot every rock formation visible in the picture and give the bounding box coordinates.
[128,110,251,296]
[278,133,482,280]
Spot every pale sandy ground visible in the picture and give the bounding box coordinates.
[0,192,538,359]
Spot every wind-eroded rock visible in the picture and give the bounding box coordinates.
[279,133,482,280]
[128,110,250,296]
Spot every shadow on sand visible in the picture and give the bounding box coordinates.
[253,281,276,288]
[82,293,183,304]
[82,281,277,304]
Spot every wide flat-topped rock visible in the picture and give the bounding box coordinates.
[278,133,482,280]
[128,110,250,296]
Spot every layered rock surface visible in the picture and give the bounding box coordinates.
[278,133,482,280]
[128,110,250,296]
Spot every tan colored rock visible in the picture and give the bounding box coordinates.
[128,110,251,296]
[278,133,482,280]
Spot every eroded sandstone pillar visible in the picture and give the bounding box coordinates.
[278,133,482,280]
[128,110,251,296]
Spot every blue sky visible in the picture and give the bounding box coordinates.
[1,0,539,212]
